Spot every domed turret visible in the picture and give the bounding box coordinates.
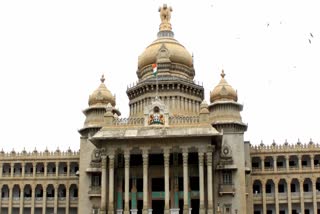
[210,70,237,103]
[137,4,195,81]
[208,70,247,133]
[89,75,116,107]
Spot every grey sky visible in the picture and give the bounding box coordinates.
[0,0,319,152]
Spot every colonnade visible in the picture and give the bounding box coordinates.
[99,146,214,214]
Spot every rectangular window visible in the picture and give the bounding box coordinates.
[222,171,232,185]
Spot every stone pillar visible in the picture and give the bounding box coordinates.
[0,161,2,178]
[20,188,24,214]
[198,152,205,214]
[31,185,36,214]
[101,154,107,214]
[182,148,189,214]
[311,155,314,170]
[10,163,14,177]
[142,149,149,214]
[54,184,58,214]
[312,178,317,214]
[274,180,279,214]
[206,151,213,214]
[287,180,292,214]
[298,155,302,171]
[108,153,115,214]
[262,180,266,214]
[261,157,265,172]
[164,148,170,214]
[56,162,59,177]
[299,180,305,214]
[42,184,47,214]
[33,162,36,177]
[22,162,25,178]
[44,162,48,177]
[8,185,12,214]
[273,156,277,172]
[66,187,70,214]
[124,150,130,214]
[172,97,175,113]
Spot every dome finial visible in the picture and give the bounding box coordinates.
[158,4,173,31]
[221,69,226,78]
[100,74,105,83]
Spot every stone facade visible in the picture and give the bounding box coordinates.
[0,4,318,214]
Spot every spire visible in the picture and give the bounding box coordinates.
[158,4,173,31]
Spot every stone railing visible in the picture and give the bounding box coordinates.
[0,150,80,158]
[251,140,320,153]
[112,117,144,126]
[168,116,200,125]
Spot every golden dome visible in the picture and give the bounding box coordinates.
[138,37,193,69]
[210,70,238,103]
[89,75,116,107]
[137,4,193,77]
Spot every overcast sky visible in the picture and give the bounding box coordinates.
[0,0,319,152]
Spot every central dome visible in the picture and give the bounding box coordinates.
[138,37,193,70]
[137,4,194,81]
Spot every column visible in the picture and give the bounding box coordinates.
[56,162,59,177]
[312,178,317,214]
[142,149,149,214]
[8,185,12,214]
[172,97,175,113]
[261,157,265,172]
[298,155,302,170]
[274,180,279,214]
[100,154,107,214]
[206,150,213,214]
[33,162,36,177]
[31,185,35,214]
[0,162,2,178]
[124,150,130,214]
[287,180,292,214]
[108,152,115,214]
[42,184,47,214]
[311,155,314,170]
[44,162,48,177]
[66,187,70,214]
[10,163,14,177]
[299,180,305,214]
[182,148,189,214]
[164,148,170,214]
[20,188,24,214]
[54,184,58,214]
[273,156,277,172]
[198,152,205,214]
[22,162,25,178]
[262,180,266,214]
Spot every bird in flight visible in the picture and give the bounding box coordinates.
[310,33,313,38]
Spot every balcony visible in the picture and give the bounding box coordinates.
[88,186,101,197]
[219,184,235,196]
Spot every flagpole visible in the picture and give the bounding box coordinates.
[156,73,158,99]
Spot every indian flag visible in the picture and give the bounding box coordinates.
[152,63,157,76]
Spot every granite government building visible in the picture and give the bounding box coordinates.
[1,4,320,214]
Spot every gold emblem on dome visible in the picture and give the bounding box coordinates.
[159,4,173,31]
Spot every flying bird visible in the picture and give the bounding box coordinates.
[309,39,312,44]
[310,33,313,38]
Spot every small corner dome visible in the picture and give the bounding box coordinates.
[89,75,116,107]
[210,70,238,103]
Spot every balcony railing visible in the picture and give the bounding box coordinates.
[219,184,235,196]
[88,186,101,195]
